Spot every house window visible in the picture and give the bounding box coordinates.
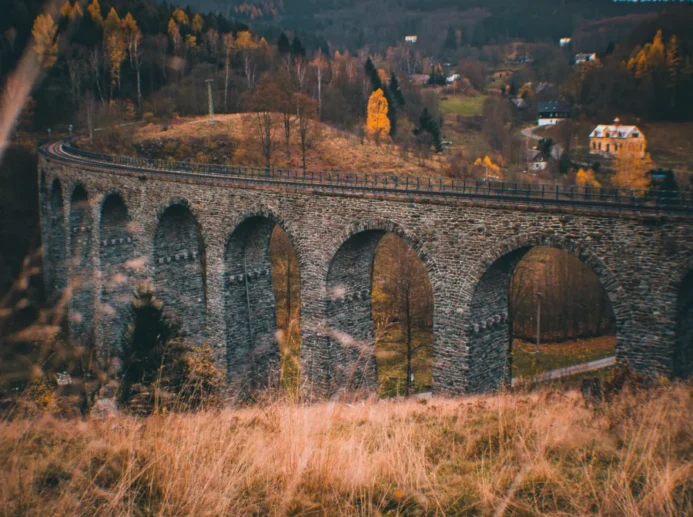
[592,142,596,150]
[606,143,610,152]
[599,142,602,150]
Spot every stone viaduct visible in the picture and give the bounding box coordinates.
[38,141,693,396]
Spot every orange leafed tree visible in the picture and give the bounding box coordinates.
[192,13,204,33]
[87,0,103,27]
[612,152,655,191]
[32,14,59,68]
[104,8,126,94]
[576,168,601,188]
[366,88,390,143]
[172,7,189,26]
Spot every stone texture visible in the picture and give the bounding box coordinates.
[39,156,693,397]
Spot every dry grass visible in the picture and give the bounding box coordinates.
[1,384,691,516]
[90,114,447,176]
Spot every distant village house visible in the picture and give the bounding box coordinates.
[446,73,461,84]
[559,37,572,47]
[404,35,418,44]
[574,52,597,65]
[537,101,571,126]
[589,118,646,158]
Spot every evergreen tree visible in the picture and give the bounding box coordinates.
[365,57,382,90]
[119,286,183,403]
[443,27,457,51]
[277,32,290,54]
[559,150,571,174]
[414,108,442,153]
[291,36,305,57]
[389,73,405,106]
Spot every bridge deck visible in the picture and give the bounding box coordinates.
[40,140,693,215]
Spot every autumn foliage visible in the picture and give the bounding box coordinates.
[366,88,390,143]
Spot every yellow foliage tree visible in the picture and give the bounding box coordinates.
[104,8,126,91]
[60,1,83,20]
[185,34,197,51]
[192,13,204,33]
[473,155,501,179]
[612,152,655,191]
[167,18,181,51]
[576,168,601,188]
[32,14,59,68]
[172,7,189,26]
[366,88,390,143]
[87,0,103,27]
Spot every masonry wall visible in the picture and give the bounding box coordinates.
[225,216,279,391]
[99,194,134,362]
[39,157,693,397]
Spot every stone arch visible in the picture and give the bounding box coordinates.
[325,221,436,394]
[224,211,297,389]
[326,220,440,283]
[99,192,135,359]
[463,233,629,393]
[674,268,693,379]
[68,183,95,347]
[153,201,207,342]
[46,178,67,303]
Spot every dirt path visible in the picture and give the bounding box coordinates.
[511,356,616,386]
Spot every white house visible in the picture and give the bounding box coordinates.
[405,35,418,44]
[446,73,461,84]
[559,37,572,47]
[537,101,571,127]
[574,53,597,65]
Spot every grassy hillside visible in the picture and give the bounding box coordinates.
[86,114,447,176]
[2,383,691,515]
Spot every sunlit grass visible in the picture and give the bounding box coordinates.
[1,383,691,515]
[512,335,616,378]
[440,94,487,116]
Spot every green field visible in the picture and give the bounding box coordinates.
[512,335,616,379]
[440,95,486,116]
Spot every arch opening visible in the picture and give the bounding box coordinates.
[326,230,433,396]
[467,245,616,392]
[225,217,301,391]
[372,234,433,398]
[674,270,693,379]
[68,185,94,347]
[153,203,207,342]
[99,194,135,360]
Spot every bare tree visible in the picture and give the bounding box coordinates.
[375,236,433,396]
[247,82,282,168]
[294,93,318,172]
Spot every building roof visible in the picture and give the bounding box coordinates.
[589,120,643,139]
[537,101,571,114]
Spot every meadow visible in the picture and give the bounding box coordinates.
[1,381,690,516]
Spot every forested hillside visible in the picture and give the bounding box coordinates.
[186,0,662,53]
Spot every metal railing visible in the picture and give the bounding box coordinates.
[41,140,693,214]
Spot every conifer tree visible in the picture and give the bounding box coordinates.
[291,36,305,57]
[389,73,405,106]
[277,32,290,54]
[414,108,442,152]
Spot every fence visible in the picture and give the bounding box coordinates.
[40,140,693,214]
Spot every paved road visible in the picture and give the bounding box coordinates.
[521,125,542,141]
[511,356,616,386]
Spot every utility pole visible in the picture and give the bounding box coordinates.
[205,79,215,124]
[535,291,543,354]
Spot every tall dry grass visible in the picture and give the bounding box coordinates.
[1,383,691,516]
